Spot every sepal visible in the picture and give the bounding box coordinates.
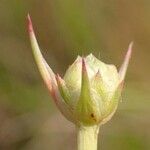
[101,81,123,125]
[76,58,100,125]
[55,74,71,105]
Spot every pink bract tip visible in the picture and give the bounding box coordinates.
[27,14,34,33]
[126,41,133,60]
[119,41,133,81]
[82,57,87,72]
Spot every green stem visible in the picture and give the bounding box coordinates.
[77,125,100,150]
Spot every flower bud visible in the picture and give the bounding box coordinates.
[28,15,133,126]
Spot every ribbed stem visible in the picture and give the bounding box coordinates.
[77,125,99,150]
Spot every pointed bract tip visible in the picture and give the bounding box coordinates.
[126,41,133,60]
[119,42,133,81]
[82,57,87,72]
[27,14,33,33]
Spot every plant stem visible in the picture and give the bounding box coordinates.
[77,125,100,150]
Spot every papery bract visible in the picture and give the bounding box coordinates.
[28,15,133,126]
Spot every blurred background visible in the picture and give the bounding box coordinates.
[0,0,149,150]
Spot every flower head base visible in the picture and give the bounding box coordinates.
[28,15,133,126]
